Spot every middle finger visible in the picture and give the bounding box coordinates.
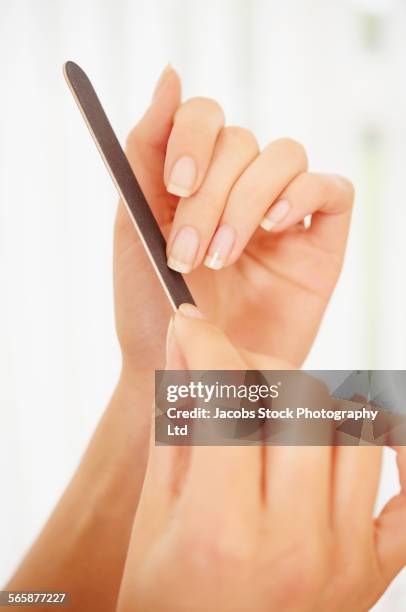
[167,126,259,272]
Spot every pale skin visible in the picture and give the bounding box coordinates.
[6,65,406,610]
[118,305,406,612]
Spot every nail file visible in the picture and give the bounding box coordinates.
[63,61,195,310]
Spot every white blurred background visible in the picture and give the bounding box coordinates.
[0,0,405,608]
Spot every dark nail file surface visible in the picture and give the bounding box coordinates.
[63,61,195,310]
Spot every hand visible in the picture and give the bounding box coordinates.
[117,305,406,612]
[114,65,354,372]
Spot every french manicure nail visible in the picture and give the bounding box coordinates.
[167,156,197,198]
[178,303,205,319]
[152,63,173,102]
[204,224,235,270]
[167,226,200,273]
[260,199,290,232]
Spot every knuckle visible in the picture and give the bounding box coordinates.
[177,96,225,124]
[336,174,355,204]
[276,137,308,169]
[321,174,355,211]
[222,126,259,155]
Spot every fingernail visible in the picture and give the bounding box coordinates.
[204,224,235,270]
[167,156,197,198]
[260,199,290,232]
[167,226,200,273]
[152,63,173,102]
[178,303,205,319]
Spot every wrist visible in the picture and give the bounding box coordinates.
[117,363,155,393]
[111,363,156,426]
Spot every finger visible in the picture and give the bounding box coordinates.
[129,430,175,553]
[172,303,245,370]
[166,127,258,272]
[333,445,382,545]
[266,447,333,543]
[172,304,262,530]
[125,64,181,224]
[203,138,308,269]
[126,317,192,556]
[119,429,184,600]
[145,305,239,514]
[260,172,354,255]
[264,373,333,539]
[376,447,406,581]
[164,97,225,198]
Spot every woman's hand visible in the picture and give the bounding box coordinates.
[114,65,354,373]
[117,305,406,612]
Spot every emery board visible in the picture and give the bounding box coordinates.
[63,61,195,310]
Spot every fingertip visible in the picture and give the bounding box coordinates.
[152,63,181,104]
[167,184,193,198]
[203,223,236,271]
[165,156,197,198]
[178,303,206,319]
[203,254,224,270]
[260,199,291,233]
[173,304,208,351]
[174,302,244,371]
[171,304,208,371]
[128,65,181,152]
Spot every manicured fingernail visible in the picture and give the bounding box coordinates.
[167,226,200,273]
[260,199,290,232]
[178,303,205,319]
[167,156,197,198]
[204,224,235,270]
[152,63,173,102]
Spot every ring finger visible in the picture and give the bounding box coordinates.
[204,137,308,269]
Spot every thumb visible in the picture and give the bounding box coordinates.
[168,304,246,370]
[376,447,406,582]
[126,64,181,223]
